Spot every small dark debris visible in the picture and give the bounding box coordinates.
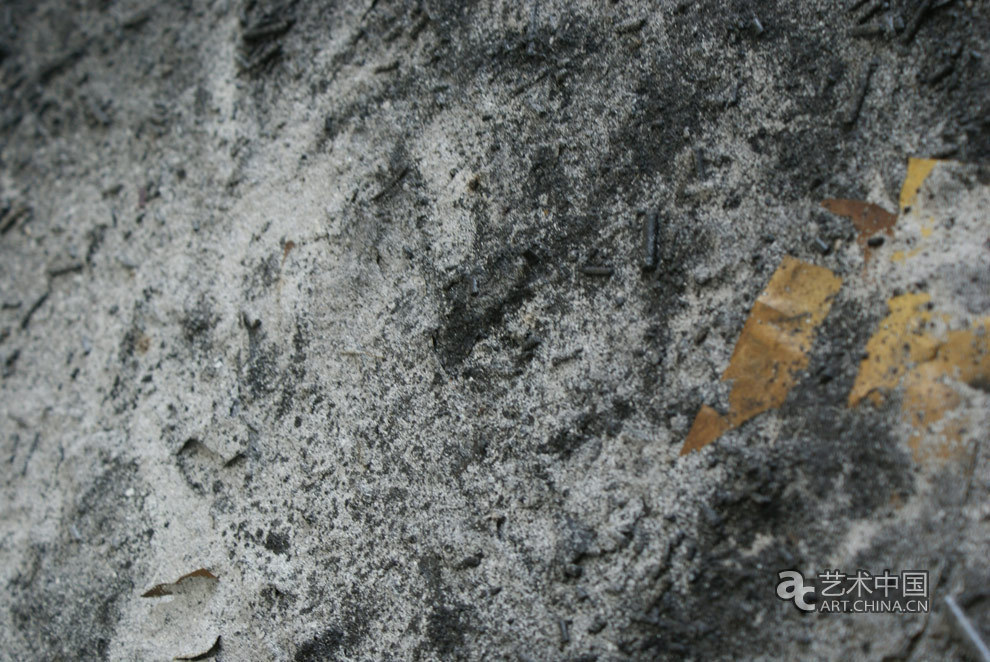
[562,563,583,579]
[264,530,290,555]
[579,265,613,277]
[519,333,541,362]
[456,552,483,569]
[867,235,885,247]
[241,311,262,331]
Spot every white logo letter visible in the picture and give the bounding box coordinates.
[777,570,815,612]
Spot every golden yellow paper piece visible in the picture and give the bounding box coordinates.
[681,257,842,455]
[848,293,939,407]
[898,157,939,212]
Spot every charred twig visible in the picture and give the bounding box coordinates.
[526,0,539,56]
[511,68,550,96]
[409,15,429,40]
[925,49,961,85]
[694,147,707,181]
[243,19,293,43]
[557,618,570,646]
[615,18,645,34]
[843,58,878,126]
[122,9,152,31]
[901,0,934,44]
[551,348,583,366]
[373,60,400,74]
[371,166,410,201]
[642,212,658,271]
[855,0,884,24]
[47,263,84,278]
[926,61,955,85]
[20,292,49,330]
[360,0,379,21]
[1,205,31,235]
[850,23,886,38]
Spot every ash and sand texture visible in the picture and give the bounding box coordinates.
[1,1,989,660]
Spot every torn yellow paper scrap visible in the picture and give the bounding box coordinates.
[680,257,842,455]
[847,293,940,407]
[849,293,990,462]
[899,157,939,212]
[681,405,731,456]
[902,320,990,462]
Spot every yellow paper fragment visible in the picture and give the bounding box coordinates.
[850,295,990,462]
[899,157,939,212]
[904,322,990,461]
[681,405,730,456]
[847,293,939,407]
[680,257,842,455]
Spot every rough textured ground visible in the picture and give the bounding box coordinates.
[1,1,988,660]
